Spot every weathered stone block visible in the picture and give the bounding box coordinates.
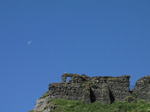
[133,75,150,101]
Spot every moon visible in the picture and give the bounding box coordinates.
[27,40,32,45]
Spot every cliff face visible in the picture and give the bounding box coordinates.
[31,74,150,112]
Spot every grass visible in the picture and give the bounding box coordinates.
[48,99,150,112]
[29,99,150,112]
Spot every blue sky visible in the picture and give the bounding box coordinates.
[0,0,150,112]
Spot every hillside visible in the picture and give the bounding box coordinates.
[29,74,150,112]
[29,99,150,112]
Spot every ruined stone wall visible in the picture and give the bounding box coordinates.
[133,75,150,101]
[33,74,150,112]
[49,83,85,101]
[48,74,131,104]
[90,75,130,103]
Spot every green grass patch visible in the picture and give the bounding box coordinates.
[49,99,150,112]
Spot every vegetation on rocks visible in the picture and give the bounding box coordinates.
[29,99,150,112]
[40,91,49,99]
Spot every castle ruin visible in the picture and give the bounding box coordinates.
[33,73,150,112]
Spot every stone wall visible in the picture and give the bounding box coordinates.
[48,74,131,104]
[133,75,150,101]
[49,83,85,101]
[33,74,150,112]
[89,75,131,103]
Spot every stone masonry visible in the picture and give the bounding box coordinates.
[33,74,150,112]
[133,75,150,101]
[48,73,131,104]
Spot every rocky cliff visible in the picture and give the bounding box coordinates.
[30,74,150,112]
